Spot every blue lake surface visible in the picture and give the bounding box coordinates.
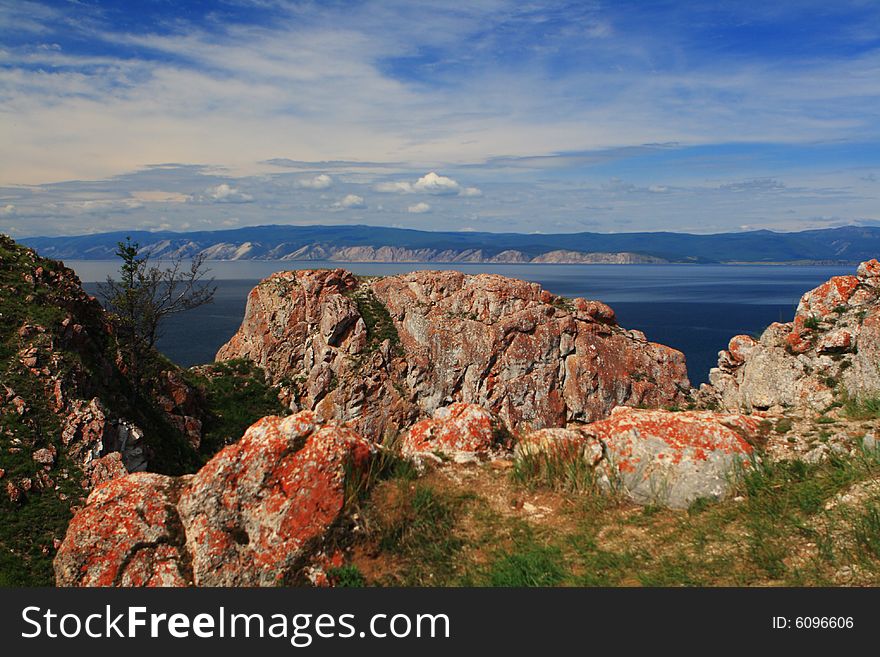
[70,261,852,385]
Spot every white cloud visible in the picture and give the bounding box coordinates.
[335,193,366,209]
[203,183,254,203]
[413,172,460,195]
[297,173,333,189]
[375,172,480,197]
[648,185,668,193]
[407,201,431,213]
[0,204,15,216]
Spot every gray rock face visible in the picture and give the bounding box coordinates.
[585,407,763,509]
[217,268,691,440]
[706,259,880,412]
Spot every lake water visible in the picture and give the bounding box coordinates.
[70,260,852,385]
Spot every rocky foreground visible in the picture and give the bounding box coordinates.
[3,232,879,586]
[47,258,880,587]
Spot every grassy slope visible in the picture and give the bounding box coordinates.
[0,238,87,584]
[347,414,880,587]
[186,359,288,464]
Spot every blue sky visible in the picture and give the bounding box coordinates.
[1,0,880,236]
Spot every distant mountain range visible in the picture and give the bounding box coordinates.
[20,224,880,264]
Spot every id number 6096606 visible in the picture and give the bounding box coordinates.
[773,617,854,629]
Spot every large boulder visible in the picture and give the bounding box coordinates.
[52,473,190,587]
[399,402,510,463]
[586,407,761,509]
[707,260,880,411]
[217,269,691,439]
[178,413,374,586]
[54,412,375,587]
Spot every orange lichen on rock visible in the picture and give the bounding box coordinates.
[54,411,375,587]
[585,407,758,508]
[399,403,510,463]
[216,268,691,440]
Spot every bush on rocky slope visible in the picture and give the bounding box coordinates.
[0,235,207,584]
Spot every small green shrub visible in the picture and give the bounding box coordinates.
[774,418,793,434]
[329,565,367,587]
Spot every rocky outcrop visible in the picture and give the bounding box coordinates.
[54,412,375,587]
[587,407,762,509]
[53,473,190,587]
[1,235,206,482]
[707,259,880,411]
[155,370,204,450]
[1,235,211,584]
[217,269,690,439]
[399,403,511,463]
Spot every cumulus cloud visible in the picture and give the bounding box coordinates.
[407,202,431,213]
[648,185,668,193]
[297,174,333,189]
[335,194,366,209]
[374,172,480,197]
[413,172,460,195]
[203,183,254,203]
[1,204,15,216]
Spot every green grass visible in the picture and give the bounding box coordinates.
[843,395,880,421]
[511,444,600,494]
[346,286,401,355]
[374,484,469,586]
[484,542,568,586]
[187,359,287,461]
[851,503,880,561]
[361,441,880,587]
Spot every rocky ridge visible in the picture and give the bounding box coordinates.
[217,268,691,440]
[706,259,880,412]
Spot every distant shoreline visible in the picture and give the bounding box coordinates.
[20,223,880,266]
[60,258,860,266]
